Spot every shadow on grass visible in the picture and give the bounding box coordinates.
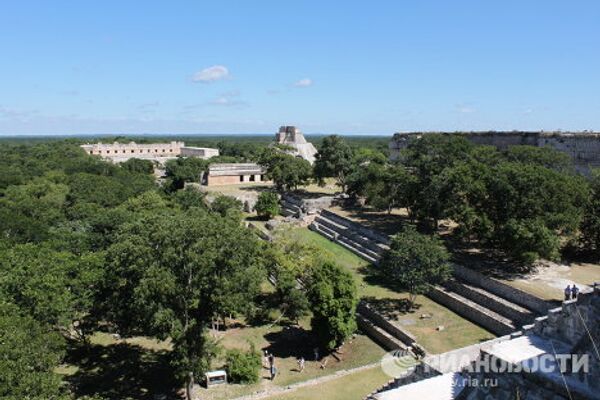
[358,264,403,292]
[65,340,180,400]
[362,297,418,319]
[262,326,317,361]
[333,206,410,236]
[291,189,337,199]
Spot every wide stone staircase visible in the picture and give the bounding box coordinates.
[309,209,389,264]
[308,209,547,337]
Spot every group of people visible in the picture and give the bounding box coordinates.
[262,350,313,380]
[564,284,580,301]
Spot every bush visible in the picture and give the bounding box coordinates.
[211,195,243,219]
[225,346,261,384]
[254,192,280,219]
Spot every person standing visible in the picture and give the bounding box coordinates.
[298,357,305,373]
[571,284,580,300]
[564,285,571,301]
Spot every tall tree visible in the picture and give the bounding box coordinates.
[259,149,312,192]
[104,209,266,397]
[307,261,358,351]
[164,157,208,191]
[380,226,451,306]
[313,135,354,191]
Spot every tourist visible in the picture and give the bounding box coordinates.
[313,347,319,361]
[298,357,305,373]
[564,285,571,301]
[268,353,275,368]
[571,284,580,300]
[263,350,269,368]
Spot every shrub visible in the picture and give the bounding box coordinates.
[254,192,280,219]
[225,346,261,384]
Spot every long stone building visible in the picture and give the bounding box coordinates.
[205,163,266,186]
[389,131,600,174]
[80,141,219,163]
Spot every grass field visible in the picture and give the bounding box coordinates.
[57,332,177,400]
[264,366,391,400]
[282,228,495,354]
[197,320,385,400]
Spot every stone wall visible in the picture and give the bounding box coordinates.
[180,146,220,158]
[357,302,417,347]
[389,131,600,174]
[444,280,534,325]
[80,141,219,163]
[319,210,391,245]
[452,264,550,315]
[356,314,407,351]
[427,286,515,336]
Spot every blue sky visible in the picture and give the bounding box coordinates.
[1,1,599,135]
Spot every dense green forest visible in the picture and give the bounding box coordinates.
[1,134,599,399]
[0,138,358,399]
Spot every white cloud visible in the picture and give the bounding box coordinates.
[294,78,313,87]
[210,96,247,107]
[456,104,475,113]
[192,65,230,83]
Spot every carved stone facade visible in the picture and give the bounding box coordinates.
[80,141,219,163]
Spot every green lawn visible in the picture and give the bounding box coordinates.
[283,228,495,354]
[265,366,391,400]
[198,317,386,400]
[58,332,177,400]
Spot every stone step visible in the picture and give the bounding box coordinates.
[356,313,408,352]
[445,279,535,325]
[314,215,388,254]
[281,207,298,217]
[320,209,391,245]
[309,223,380,264]
[427,285,516,336]
[313,221,383,260]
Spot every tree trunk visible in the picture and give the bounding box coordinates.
[185,371,194,400]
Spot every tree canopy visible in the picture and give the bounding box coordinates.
[254,191,280,219]
[313,135,354,191]
[380,226,451,305]
[307,261,358,351]
[103,208,266,384]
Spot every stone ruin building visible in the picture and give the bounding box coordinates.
[204,163,267,186]
[389,131,600,174]
[274,125,318,164]
[80,141,219,164]
[368,284,600,400]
